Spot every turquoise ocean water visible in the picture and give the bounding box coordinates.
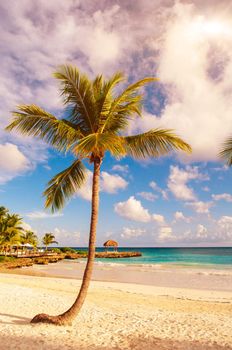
[73,247,232,268]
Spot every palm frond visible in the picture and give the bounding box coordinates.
[123,129,192,159]
[101,77,158,133]
[6,105,83,152]
[94,72,125,130]
[44,159,86,212]
[219,137,232,166]
[73,133,126,158]
[54,65,95,133]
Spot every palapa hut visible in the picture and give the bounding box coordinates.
[103,240,118,252]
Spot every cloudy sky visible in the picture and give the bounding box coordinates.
[1,0,232,247]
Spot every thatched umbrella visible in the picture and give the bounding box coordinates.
[103,240,118,252]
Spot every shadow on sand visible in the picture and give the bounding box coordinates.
[0,312,31,325]
[0,332,231,350]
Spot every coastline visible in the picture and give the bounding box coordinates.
[0,272,232,349]
[8,259,232,292]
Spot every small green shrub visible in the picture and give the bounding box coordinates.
[76,250,87,255]
[0,256,16,263]
[60,247,77,253]
[51,248,62,254]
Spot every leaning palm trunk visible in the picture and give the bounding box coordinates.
[6,64,192,326]
[31,158,101,325]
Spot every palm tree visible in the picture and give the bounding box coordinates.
[21,230,38,247]
[0,207,10,253]
[0,206,9,220]
[42,233,58,250]
[6,64,191,325]
[0,213,24,253]
[220,137,232,165]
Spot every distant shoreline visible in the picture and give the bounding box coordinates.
[2,258,231,293]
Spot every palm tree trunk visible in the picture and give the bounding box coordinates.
[31,158,101,325]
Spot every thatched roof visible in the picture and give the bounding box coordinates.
[103,240,118,247]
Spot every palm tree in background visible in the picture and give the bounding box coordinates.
[42,233,58,250]
[0,206,9,219]
[21,230,38,247]
[0,207,38,253]
[0,213,24,252]
[220,137,232,166]
[0,208,13,251]
[6,64,191,325]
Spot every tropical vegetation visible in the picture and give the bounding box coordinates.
[42,233,58,250]
[21,230,38,247]
[6,64,191,325]
[0,206,27,252]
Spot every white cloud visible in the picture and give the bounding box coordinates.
[149,181,159,191]
[153,216,232,244]
[149,181,168,200]
[214,216,232,242]
[112,164,129,174]
[186,201,213,214]
[0,143,30,184]
[167,165,208,201]
[76,170,128,201]
[137,191,157,201]
[196,224,208,238]
[212,193,232,202]
[26,211,63,219]
[21,221,34,232]
[211,165,229,172]
[101,171,128,193]
[0,2,124,178]
[114,196,165,224]
[158,226,173,242]
[53,227,80,246]
[76,170,93,201]
[1,0,232,182]
[128,2,232,162]
[121,227,146,239]
[152,214,165,225]
[174,211,191,223]
[114,196,151,222]
[217,216,232,230]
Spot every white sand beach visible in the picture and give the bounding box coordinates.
[0,268,232,350]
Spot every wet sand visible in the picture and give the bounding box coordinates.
[16,259,232,292]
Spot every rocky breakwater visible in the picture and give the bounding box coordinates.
[0,255,64,269]
[64,251,142,259]
[0,250,142,270]
[94,251,142,258]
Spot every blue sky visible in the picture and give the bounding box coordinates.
[0,0,232,247]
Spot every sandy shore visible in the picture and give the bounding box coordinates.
[0,272,232,350]
[12,259,232,291]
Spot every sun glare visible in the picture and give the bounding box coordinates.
[189,17,232,39]
[203,21,227,35]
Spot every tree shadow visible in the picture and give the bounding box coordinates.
[0,312,31,325]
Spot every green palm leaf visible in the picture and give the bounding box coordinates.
[123,129,192,159]
[94,72,124,130]
[73,133,126,158]
[44,159,86,212]
[43,233,58,245]
[219,137,232,166]
[101,77,158,133]
[6,105,83,152]
[54,65,95,133]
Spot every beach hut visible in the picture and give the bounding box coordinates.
[103,240,118,252]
